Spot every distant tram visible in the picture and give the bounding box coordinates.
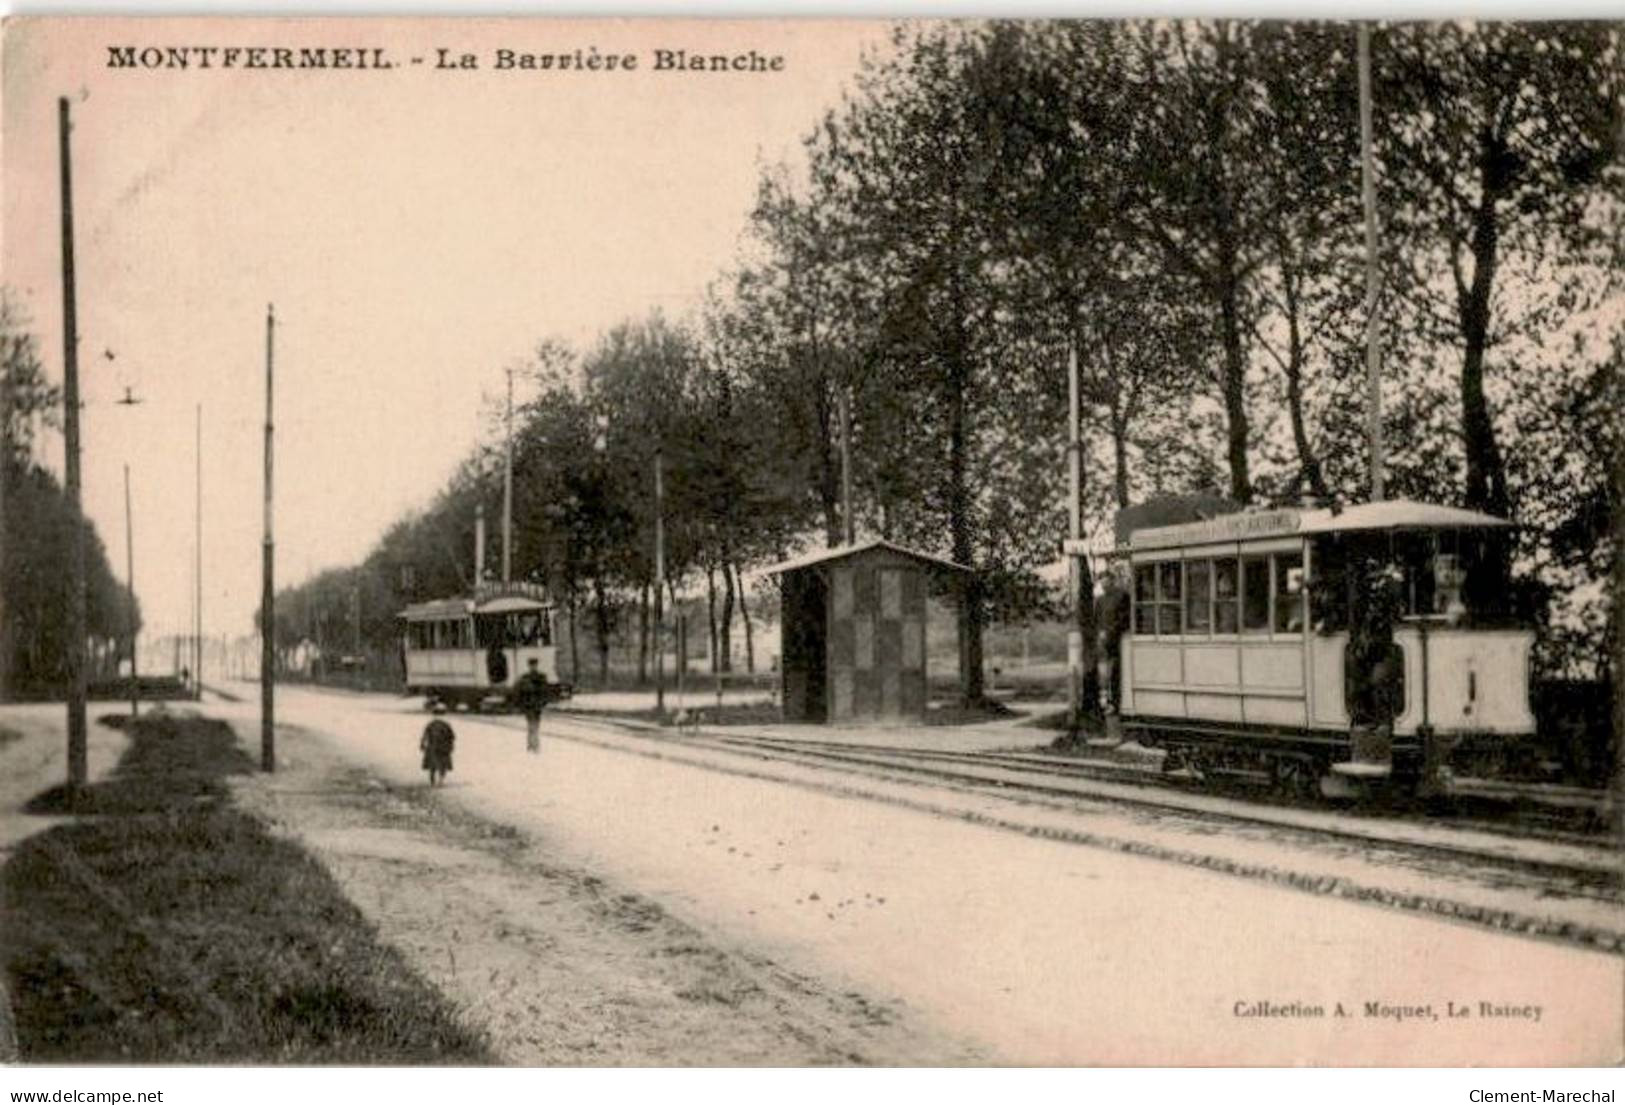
[1111,500,1537,794]
[400,581,570,711]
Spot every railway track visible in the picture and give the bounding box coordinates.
[705,731,1615,848]
[662,728,1614,875]
[520,710,1623,954]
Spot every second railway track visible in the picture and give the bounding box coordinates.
[511,709,1624,954]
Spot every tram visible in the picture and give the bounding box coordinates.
[1111,499,1537,794]
[400,581,570,711]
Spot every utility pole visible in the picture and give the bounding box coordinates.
[59,97,87,797]
[351,581,361,685]
[195,403,202,696]
[839,384,854,546]
[654,447,665,715]
[502,365,514,583]
[1359,23,1386,502]
[261,304,275,772]
[124,465,138,719]
[1066,341,1084,731]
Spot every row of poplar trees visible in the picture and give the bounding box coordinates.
[275,20,1621,702]
[0,294,143,697]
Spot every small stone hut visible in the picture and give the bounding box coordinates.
[765,540,972,724]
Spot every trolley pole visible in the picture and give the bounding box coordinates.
[261,304,276,773]
[124,464,138,719]
[59,96,88,798]
[1359,24,1386,502]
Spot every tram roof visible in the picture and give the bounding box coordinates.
[1119,498,1514,554]
[1297,499,1515,536]
[399,598,472,621]
[399,583,554,621]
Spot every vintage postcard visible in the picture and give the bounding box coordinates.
[0,14,1619,1075]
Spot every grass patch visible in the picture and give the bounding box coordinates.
[2,714,492,1064]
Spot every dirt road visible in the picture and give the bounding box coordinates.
[204,688,1622,1065]
[227,718,982,1065]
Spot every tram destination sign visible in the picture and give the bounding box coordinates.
[1131,509,1302,550]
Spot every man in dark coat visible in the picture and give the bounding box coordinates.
[514,658,550,754]
[1096,570,1131,714]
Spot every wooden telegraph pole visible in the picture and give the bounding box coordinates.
[654,447,665,715]
[124,465,138,719]
[1359,24,1386,501]
[839,385,855,546]
[1066,341,1084,731]
[59,97,88,796]
[195,403,203,696]
[502,365,514,583]
[261,305,275,772]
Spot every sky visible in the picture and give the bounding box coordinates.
[3,16,889,639]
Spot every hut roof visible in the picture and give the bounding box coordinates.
[762,538,972,577]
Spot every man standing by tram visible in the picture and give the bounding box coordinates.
[515,657,550,754]
[1096,568,1131,716]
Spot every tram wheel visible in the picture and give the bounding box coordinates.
[1161,746,1202,780]
[1272,756,1319,799]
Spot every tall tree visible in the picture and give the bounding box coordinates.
[1379,21,1622,517]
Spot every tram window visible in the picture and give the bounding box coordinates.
[1214,558,1239,633]
[1157,562,1183,635]
[506,612,547,647]
[1186,561,1212,633]
[1274,553,1305,633]
[1242,557,1270,632]
[1134,565,1157,634]
[480,617,501,648]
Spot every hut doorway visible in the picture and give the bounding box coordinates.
[780,567,828,722]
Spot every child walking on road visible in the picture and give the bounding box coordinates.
[420,705,456,786]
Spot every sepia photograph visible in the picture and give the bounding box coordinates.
[0,10,1620,1080]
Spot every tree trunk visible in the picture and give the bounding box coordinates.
[705,563,719,675]
[567,596,580,687]
[593,576,610,690]
[1279,260,1329,503]
[1217,257,1252,506]
[734,562,755,674]
[1613,363,1624,834]
[1459,167,1509,518]
[720,553,735,674]
[636,582,649,686]
[669,580,684,685]
[815,380,842,546]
